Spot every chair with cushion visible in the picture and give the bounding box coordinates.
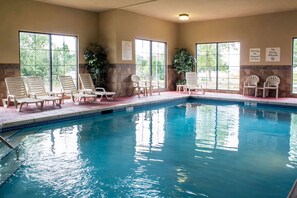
[185,72,205,94]
[79,73,116,101]
[58,75,97,104]
[263,75,280,98]
[243,75,259,97]
[144,74,160,96]
[3,77,44,112]
[131,74,149,98]
[26,76,62,107]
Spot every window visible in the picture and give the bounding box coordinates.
[293,38,297,94]
[19,32,78,92]
[135,39,166,88]
[196,42,240,90]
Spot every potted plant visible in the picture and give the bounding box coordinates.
[173,48,196,85]
[84,43,110,87]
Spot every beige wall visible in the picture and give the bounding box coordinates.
[0,0,98,64]
[98,10,179,64]
[178,10,297,66]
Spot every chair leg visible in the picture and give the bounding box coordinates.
[56,99,62,107]
[263,89,265,98]
[255,88,257,97]
[2,98,9,108]
[97,94,103,102]
[243,88,245,96]
[17,103,23,112]
[105,94,114,100]
[276,89,278,98]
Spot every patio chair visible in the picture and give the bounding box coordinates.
[26,76,62,107]
[79,73,116,101]
[243,75,259,97]
[58,75,97,104]
[3,77,44,112]
[143,74,160,96]
[263,75,280,98]
[185,72,205,94]
[131,74,149,98]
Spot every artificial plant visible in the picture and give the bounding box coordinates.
[84,43,110,87]
[173,48,196,84]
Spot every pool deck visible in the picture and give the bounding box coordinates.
[1,91,297,131]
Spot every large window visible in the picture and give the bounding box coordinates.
[135,39,166,88]
[19,32,78,92]
[293,38,297,94]
[196,42,240,90]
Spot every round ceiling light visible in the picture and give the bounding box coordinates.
[179,13,189,21]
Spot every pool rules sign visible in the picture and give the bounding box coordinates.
[249,48,260,62]
[266,47,280,62]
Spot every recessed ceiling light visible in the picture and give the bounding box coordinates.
[179,13,189,21]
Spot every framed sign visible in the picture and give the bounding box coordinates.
[249,48,260,62]
[122,41,132,61]
[266,47,280,62]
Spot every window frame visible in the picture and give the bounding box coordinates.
[135,38,167,88]
[292,37,297,94]
[196,41,240,91]
[19,30,79,91]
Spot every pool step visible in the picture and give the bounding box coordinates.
[0,148,23,186]
[0,130,26,187]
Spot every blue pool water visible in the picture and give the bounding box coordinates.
[1,99,297,197]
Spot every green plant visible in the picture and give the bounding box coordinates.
[173,48,195,84]
[84,43,110,87]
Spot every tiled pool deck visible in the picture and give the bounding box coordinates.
[1,91,297,131]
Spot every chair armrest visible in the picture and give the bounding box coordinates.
[81,89,94,94]
[47,91,54,96]
[28,92,37,99]
[133,82,139,88]
[263,82,267,88]
[95,87,106,92]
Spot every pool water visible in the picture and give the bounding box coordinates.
[1,100,297,197]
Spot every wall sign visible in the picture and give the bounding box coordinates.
[122,41,132,61]
[266,47,280,62]
[249,48,260,62]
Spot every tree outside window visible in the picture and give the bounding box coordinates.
[19,32,78,91]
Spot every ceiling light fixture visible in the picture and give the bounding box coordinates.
[179,13,189,21]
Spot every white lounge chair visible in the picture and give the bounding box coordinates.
[3,77,44,112]
[79,73,116,101]
[263,75,280,98]
[131,74,149,98]
[185,72,205,94]
[58,75,97,104]
[144,74,160,96]
[243,75,259,97]
[26,76,62,107]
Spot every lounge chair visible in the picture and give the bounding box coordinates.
[185,72,205,94]
[263,75,280,98]
[58,75,97,104]
[144,74,160,96]
[26,76,62,107]
[131,74,149,98]
[243,75,259,97]
[3,77,44,112]
[79,73,116,101]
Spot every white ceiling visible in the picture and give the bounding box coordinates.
[34,0,297,23]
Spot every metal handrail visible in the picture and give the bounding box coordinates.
[0,135,14,149]
[0,124,14,149]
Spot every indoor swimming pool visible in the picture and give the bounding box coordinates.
[0,99,297,197]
